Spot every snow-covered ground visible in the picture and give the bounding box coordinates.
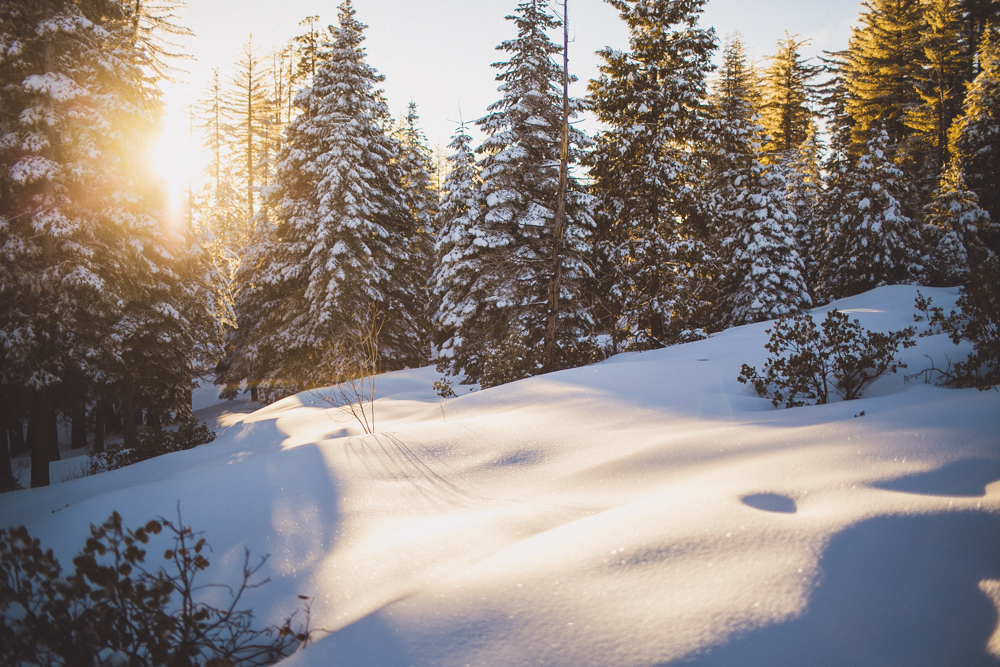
[3,285,999,666]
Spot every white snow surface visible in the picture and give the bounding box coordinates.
[3,286,1000,666]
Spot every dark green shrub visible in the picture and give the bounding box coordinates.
[739,310,916,408]
[914,255,1000,390]
[479,332,541,389]
[0,511,317,667]
[90,420,217,474]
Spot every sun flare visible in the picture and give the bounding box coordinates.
[150,95,204,229]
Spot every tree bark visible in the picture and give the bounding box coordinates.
[93,396,106,453]
[45,394,60,462]
[28,394,50,488]
[71,391,88,451]
[0,425,14,493]
[8,418,25,457]
[146,409,162,433]
[543,0,571,374]
[121,385,139,450]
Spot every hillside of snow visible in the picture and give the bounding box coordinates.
[2,285,999,666]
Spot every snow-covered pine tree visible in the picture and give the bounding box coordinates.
[588,0,717,350]
[720,159,812,326]
[394,101,436,351]
[707,37,811,326]
[949,27,1000,252]
[429,122,488,376]
[458,0,594,384]
[782,132,823,296]
[222,1,422,403]
[922,162,994,285]
[820,126,924,298]
[1,0,216,481]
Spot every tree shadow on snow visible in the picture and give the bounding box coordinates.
[674,512,1000,667]
[873,458,1000,497]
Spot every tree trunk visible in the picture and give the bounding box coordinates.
[8,418,26,457]
[28,394,50,488]
[105,401,120,435]
[0,425,14,493]
[93,396,106,453]
[71,391,88,451]
[45,394,60,462]
[121,386,139,450]
[543,0,571,374]
[147,409,162,433]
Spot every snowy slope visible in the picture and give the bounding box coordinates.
[2,286,999,667]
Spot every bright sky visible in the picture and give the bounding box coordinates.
[152,0,864,209]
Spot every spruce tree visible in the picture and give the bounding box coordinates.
[760,33,818,160]
[222,1,421,403]
[429,123,487,374]
[922,163,993,285]
[708,37,810,326]
[454,0,594,384]
[1,0,216,480]
[906,0,970,181]
[820,127,924,298]
[843,0,924,153]
[588,0,717,349]
[394,101,436,348]
[949,28,1000,252]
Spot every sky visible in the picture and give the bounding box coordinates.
[152,0,865,209]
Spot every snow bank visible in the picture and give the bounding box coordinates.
[2,286,998,667]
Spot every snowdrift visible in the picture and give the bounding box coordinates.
[2,285,999,666]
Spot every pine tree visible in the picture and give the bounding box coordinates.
[588,0,718,350]
[222,1,421,403]
[923,162,994,285]
[225,35,274,223]
[450,0,594,383]
[0,0,216,482]
[760,33,818,160]
[906,0,970,181]
[820,127,924,298]
[429,123,487,372]
[843,0,924,153]
[782,131,823,296]
[722,160,812,326]
[708,36,811,326]
[949,28,1000,252]
[394,101,437,346]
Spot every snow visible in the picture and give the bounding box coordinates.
[3,285,999,666]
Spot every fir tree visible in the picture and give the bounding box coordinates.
[820,127,924,298]
[588,0,718,349]
[394,101,436,348]
[922,162,994,285]
[0,0,216,481]
[949,28,1000,252]
[222,1,421,403]
[721,160,812,326]
[906,0,970,181]
[760,33,818,160]
[708,37,811,326]
[450,0,594,383]
[782,132,824,296]
[429,123,487,373]
[843,0,924,153]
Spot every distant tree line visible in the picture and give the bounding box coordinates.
[3,0,999,489]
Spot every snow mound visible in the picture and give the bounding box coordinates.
[2,286,998,667]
